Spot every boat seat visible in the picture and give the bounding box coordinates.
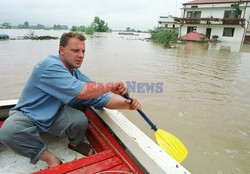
[34,149,131,174]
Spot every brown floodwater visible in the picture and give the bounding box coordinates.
[0,30,250,174]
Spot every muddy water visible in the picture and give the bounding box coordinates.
[0,30,250,174]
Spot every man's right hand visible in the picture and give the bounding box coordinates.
[112,82,127,96]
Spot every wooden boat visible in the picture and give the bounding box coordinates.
[0,99,191,174]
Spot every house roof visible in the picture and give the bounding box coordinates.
[183,0,250,5]
[179,31,208,41]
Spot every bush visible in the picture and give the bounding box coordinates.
[71,26,77,32]
[71,25,85,32]
[150,28,178,45]
[85,26,95,35]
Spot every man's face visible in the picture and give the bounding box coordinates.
[59,38,85,72]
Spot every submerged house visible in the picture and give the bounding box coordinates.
[179,31,209,41]
[158,15,180,30]
[175,0,250,43]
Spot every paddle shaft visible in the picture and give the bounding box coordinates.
[123,93,157,131]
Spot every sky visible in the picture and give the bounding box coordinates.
[0,0,189,31]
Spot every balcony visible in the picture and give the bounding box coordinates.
[174,17,245,26]
[221,18,245,25]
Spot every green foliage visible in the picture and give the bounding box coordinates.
[232,0,243,18]
[92,16,109,32]
[2,22,12,29]
[126,27,131,31]
[85,26,95,35]
[53,24,68,30]
[71,25,85,32]
[71,26,77,32]
[78,26,86,32]
[126,27,135,32]
[71,16,110,34]
[24,21,29,28]
[150,28,178,45]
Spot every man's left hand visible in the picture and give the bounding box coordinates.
[124,97,142,110]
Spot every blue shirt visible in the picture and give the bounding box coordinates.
[12,55,112,131]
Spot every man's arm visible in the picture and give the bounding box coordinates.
[76,81,141,110]
[76,81,126,100]
[105,95,141,110]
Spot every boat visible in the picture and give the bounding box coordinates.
[0,99,191,174]
[118,32,139,36]
[0,34,9,40]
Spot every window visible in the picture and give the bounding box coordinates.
[165,24,168,28]
[223,28,235,37]
[224,10,241,18]
[187,26,197,33]
[191,6,198,8]
[187,11,201,18]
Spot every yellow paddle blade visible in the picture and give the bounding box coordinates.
[155,129,188,163]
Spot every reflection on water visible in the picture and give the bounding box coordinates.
[241,43,250,53]
[181,41,248,53]
[0,29,250,174]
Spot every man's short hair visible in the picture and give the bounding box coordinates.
[60,32,86,47]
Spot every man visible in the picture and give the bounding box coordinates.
[0,32,141,168]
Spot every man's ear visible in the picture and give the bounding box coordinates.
[59,46,64,55]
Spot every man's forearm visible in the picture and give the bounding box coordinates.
[105,96,130,110]
[76,81,125,100]
[76,82,113,99]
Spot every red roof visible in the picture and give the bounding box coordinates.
[183,0,250,5]
[179,31,208,41]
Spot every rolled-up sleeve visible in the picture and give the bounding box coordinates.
[38,64,85,104]
[68,70,113,109]
[68,93,112,109]
[92,93,112,109]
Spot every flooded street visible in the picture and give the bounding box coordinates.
[0,29,250,174]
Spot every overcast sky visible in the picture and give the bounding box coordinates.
[0,0,188,31]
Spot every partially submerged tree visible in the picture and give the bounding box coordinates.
[150,28,178,48]
[85,26,95,35]
[70,17,110,35]
[71,25,85,32]
[92,16,110,32]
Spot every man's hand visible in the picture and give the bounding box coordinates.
[124,97,141,110]
[105,95,142,110]
[112,82,127,96]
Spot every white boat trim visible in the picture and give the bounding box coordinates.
[95,108,191,174]
[0,99,18,107]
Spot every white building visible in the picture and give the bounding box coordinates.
[158,16,180,30]
[176,0,250,43]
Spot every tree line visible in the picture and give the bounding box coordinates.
[71,16,110,34]
[0,22,68,30]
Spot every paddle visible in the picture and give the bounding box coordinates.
[123,93,188,163]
